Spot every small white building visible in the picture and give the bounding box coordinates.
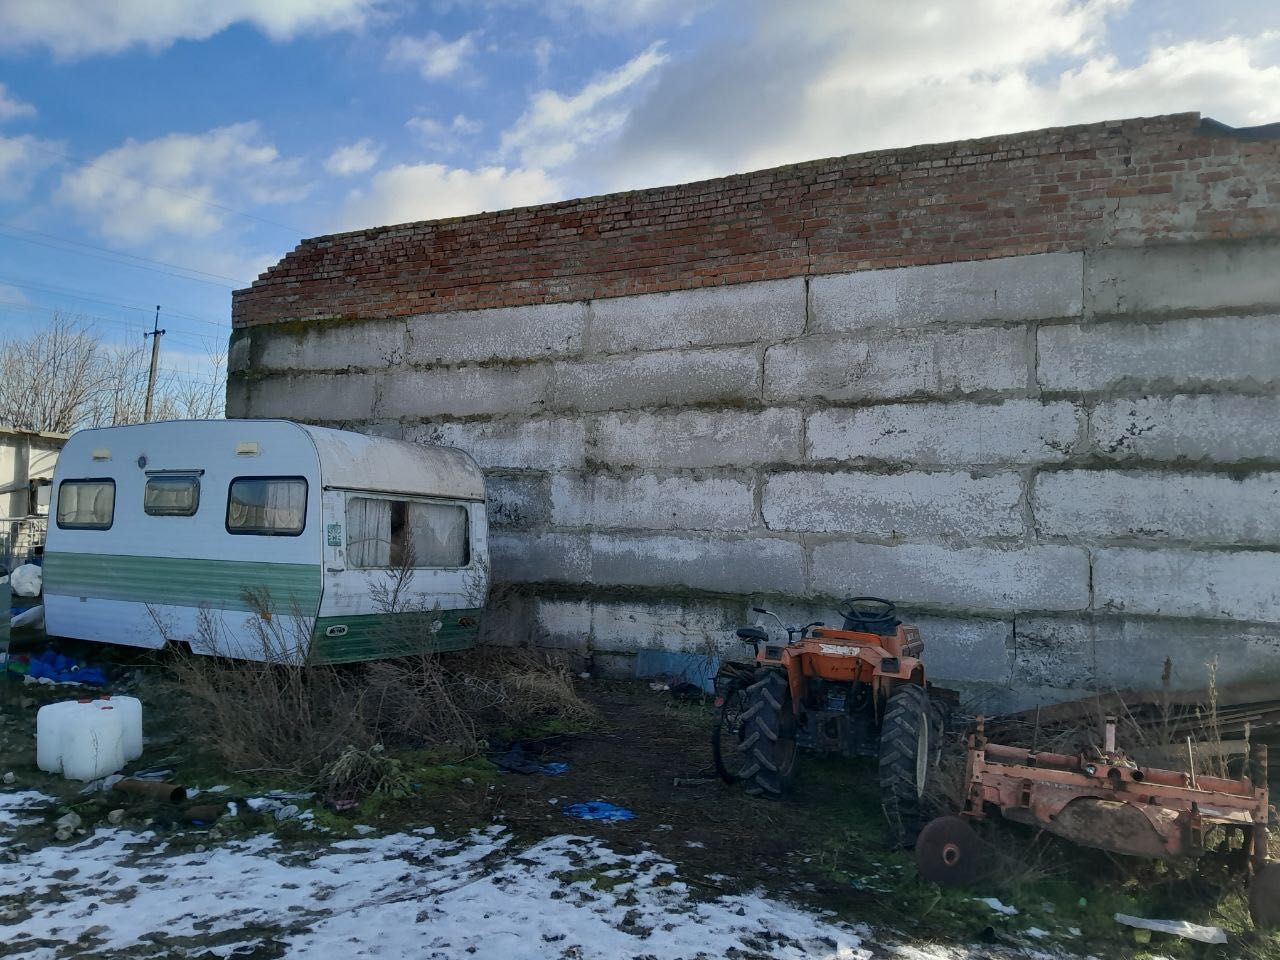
[0,425,66,566]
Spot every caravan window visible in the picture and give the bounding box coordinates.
[346,496,469,568]
[144,475,200,517]
[226,477,307,536]
[56,479,115,530]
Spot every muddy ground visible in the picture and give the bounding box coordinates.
[2,642,1278,959]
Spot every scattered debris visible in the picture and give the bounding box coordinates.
[14,649,107,686]
[974,897,1018,916]
[563,801,636,822]
[1114,913,1227,945]
[112,779,186,803]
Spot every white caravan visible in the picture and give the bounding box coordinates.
[43,420,489,663]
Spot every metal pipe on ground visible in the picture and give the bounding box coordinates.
[112,779,187,803]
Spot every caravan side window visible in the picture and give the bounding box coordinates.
[226,477,307,536]
[144,475,200,517]
[56,479,116,530]
[347,496,469,568]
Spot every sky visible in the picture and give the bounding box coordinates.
[0,0,1277,384]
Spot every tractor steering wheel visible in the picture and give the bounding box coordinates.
[836,596,896,626]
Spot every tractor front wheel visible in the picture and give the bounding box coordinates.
[738,668,798,797]
[879,682,932,845]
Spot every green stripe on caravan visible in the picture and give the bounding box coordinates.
[309,609,482,664]
[43,552,322,613]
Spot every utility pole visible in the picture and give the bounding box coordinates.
[143,305,165,422]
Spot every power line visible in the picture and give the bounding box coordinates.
[0,222,243,288]
[0,274,229,329]
[25,139,306,236]
[0,297,218,351]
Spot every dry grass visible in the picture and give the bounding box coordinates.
[152,581,596,784]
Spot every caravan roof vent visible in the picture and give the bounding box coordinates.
[91,448,111,461]
[235,441,260,457]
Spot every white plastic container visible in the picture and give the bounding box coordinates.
[60,703,125,781]
[95,696,143,761]
[36,699,85,773]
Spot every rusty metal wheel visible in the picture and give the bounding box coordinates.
[915,815,983,886]
[1249,862,1280,930]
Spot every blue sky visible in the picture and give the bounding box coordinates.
[0,0,1277,384]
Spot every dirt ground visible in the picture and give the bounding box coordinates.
[2,644,1278,959]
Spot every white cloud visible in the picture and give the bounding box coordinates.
[536,0,714,30]
[406,113,483,153]
[0,135,60,201]
[325,139,382,176]
[338,163,561,231]
[584,1,1280,192]
[56,122,307,244]
[0,84,35,122]
[501,41,668,169]
[0,283,29,305]
[388,31,478,80]
[0,0,379,58]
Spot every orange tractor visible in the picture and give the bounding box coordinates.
[712,597,944,842]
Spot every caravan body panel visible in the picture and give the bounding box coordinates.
[44,420,489,663]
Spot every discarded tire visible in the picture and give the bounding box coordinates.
[737,668,798,797]
[915,815,983,885]
[879,682,932,844]
[712,676,752,784]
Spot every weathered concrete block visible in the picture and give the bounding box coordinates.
[1094,547,1280,622]
[407,417,587,470]
[764,327,1025,403]
[405,301,586,364]
[552,473,754,531]
[591,533,806,595]
[588,277,804,353]
[485,473,551,530]
[228,331,252,374]
[1014,615,1280,691]
[1090,395,1280,463]
[594,408,803,468]
[809,541,1090,611]
[225,376,251,418]
[1035,470,1280,545]
[807,400,1082,465]
[489,532,591,584]
[1038,315,1280,393]
[531,598,593,650]
[588,598,736,655]
[246,372,377,420]
[912,615,1013,685]
[551,345,759,412]
[1086,240,1280,316]
[762,470,1024,539]
[255,318,408,372]
[378,364,550,418]
[810,251,1082,332]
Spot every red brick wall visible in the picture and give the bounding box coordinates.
[232,113,1280,328]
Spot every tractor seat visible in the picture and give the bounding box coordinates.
[841,613,900,636]
[736,626,768,642]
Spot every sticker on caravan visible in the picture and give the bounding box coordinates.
[326,523,342,546]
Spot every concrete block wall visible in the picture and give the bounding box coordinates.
[230,114,1280,708]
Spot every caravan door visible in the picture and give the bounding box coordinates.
[312,488,486,663]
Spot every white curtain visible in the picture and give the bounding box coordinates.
[228,479,306,533]
[144,477,197,515]
[406,502,469,567]
[347,497,392,567]
[58,481,114,527]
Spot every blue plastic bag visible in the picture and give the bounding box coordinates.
[563,801,635,822]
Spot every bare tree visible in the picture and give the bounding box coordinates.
[0,313,227,433]
[0,313,107,433]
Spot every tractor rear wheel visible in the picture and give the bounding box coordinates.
[879,682,932,845]
[738,668,798,797]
